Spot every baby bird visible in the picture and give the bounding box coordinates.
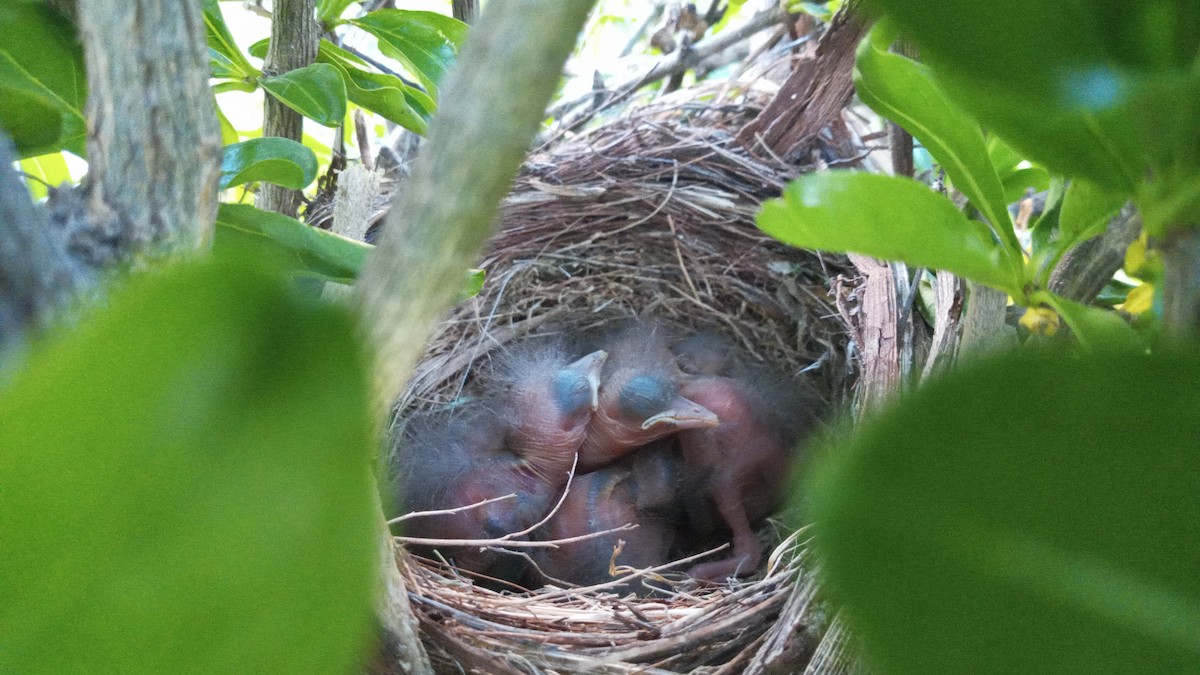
[391,409,555,585]
[490,341,608,484]
[389,339,607,585]
[672,332,820,582]
[577,321,719,472]
[530,440,684,594]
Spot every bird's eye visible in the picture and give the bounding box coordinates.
[618,375,672,420]
[552,372,591,414]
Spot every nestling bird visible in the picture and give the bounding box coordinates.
[576,321,719,472]
[489,341,608,484]
[671,331,820,582]
[530,439,685,594]
[391,408,556,585]
[389,340,607,585]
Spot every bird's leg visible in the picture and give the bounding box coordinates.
[686,479,762,582]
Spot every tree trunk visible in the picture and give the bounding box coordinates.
[0,136,80,352]
[76,0,221,261]
[258,0,319,217]
[451,0,479,24]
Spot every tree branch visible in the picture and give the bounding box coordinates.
[75,0,221,260]
[356,0,598,413]
[0,135,81,352]
[258,0,319,217]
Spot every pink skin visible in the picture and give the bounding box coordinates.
[671,332,811,582]
[577,324,719,471]
[532,442,682,594]
[504,349,607,484]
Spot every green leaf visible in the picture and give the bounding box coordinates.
[855,22,1020,261]
[214,204,484,296]
[1000,166,1050,205]
[1059,179,1126,246]
[0,257,377,674]
[248,37,269,60]
[0,3,86,157]
[318,0,359,25]
[19,151,72,201]
[759,171,1024,296]
[215,203,371,283]
[319,41,432,133]
[350,10,467,96]
[202,0,257,80]
[220,137,318,190]
[1033,290,1141,352]
[215,104,239,146]
[865,0,1200,193]
[260,63,347,127]
[807,345,1200,674]
[462,268,485,300]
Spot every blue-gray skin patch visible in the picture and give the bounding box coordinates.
[618,374,674,421]
[553,370,593,416]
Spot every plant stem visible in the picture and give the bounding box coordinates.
[1160,226,1200,341]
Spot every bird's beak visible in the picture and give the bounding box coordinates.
[640,397,720,430]
[567,349,607,411]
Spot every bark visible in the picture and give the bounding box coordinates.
[1048,203,1141,304]
[959,282,1016,356]
[0,136,81,352]
[844,253,902,412]
[258,0,319,217]
[736,3,866,159]
[76,0,221,261]
[1160,226,1200,341]
[920,270,962,380]
[353,0,598,670]
[451,0,479,24]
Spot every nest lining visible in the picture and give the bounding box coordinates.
[388,89,857,674]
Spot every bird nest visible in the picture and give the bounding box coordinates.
[388,89,858,674]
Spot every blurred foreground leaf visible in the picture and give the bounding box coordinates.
[808,346,1200,674]
[0,257,378,674]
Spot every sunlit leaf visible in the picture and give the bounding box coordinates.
[808,345,1200,675]
[260,63,347,127]
[318,40,429,133]
[855,22,1017,256]
[1032,290,1141,351]
[215,104,239,146]
[0,257,377,674]
[1017,306,1059,336]
[759,171,1024,296]
[215,204,369,283]
[18,151,71,201]
[1118,283,1154,315]
[350,10,467,96]
[1001,167,1050,205]
[202,0,257,80]
[220,137,318,190]
[0,3,86,157]
[318,0,359,25]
